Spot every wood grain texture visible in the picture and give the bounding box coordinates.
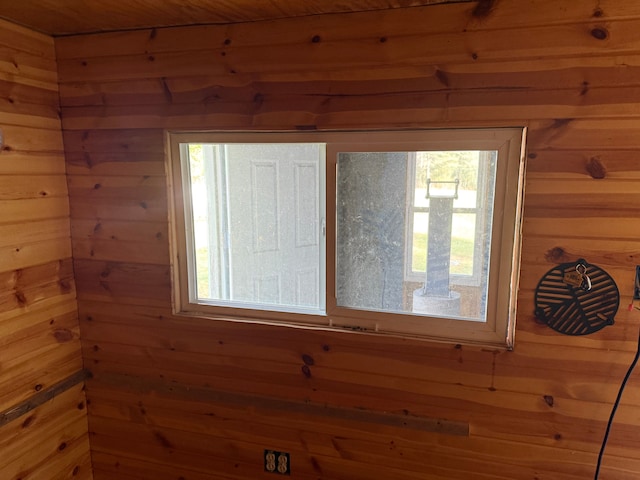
[0,17,92,479]
[0,370,89,427]
[1,384,93,480]
[2,0,472,36]
[55,1,640,479]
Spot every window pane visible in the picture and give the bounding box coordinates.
[411,212,477,276]
[336,152,408,312]
[337,150,496,322]
[451,213,476,276]
[411,212,428,272]
[184,143,325,314]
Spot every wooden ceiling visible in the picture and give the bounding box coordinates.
[0,0,471,36]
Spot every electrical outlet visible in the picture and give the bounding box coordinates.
[264,449,290,475]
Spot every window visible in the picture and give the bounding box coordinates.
[167,129,526,348]
[405,151,494,288]
[176,141,326,315]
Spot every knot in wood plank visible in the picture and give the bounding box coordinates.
[590,27,608,40]
[544,246,569,263]
[53,329,74,343]
[472,0,496,18]
[586,157,606,179]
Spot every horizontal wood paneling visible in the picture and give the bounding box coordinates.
[1,384,93,480]
[2,0,472,37]
[56,1,640,479]
[50,1,640,58]
[0,17,92,479]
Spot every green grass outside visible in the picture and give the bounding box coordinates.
[412,233,474,275]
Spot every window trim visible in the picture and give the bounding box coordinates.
[166,128,526,349]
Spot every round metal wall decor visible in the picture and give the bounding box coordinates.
[534,259,619,335]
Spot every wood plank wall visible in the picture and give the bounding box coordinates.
[55,1,640,478]
[0,18,93,480]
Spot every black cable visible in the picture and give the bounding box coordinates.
[593,325,640,479]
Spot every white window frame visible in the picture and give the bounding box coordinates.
[166,128,526,349]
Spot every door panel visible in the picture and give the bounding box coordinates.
[221,143,324,309]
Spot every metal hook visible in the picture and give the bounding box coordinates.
[576,263,592,291]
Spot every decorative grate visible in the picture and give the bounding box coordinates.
[534,259,619,336]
